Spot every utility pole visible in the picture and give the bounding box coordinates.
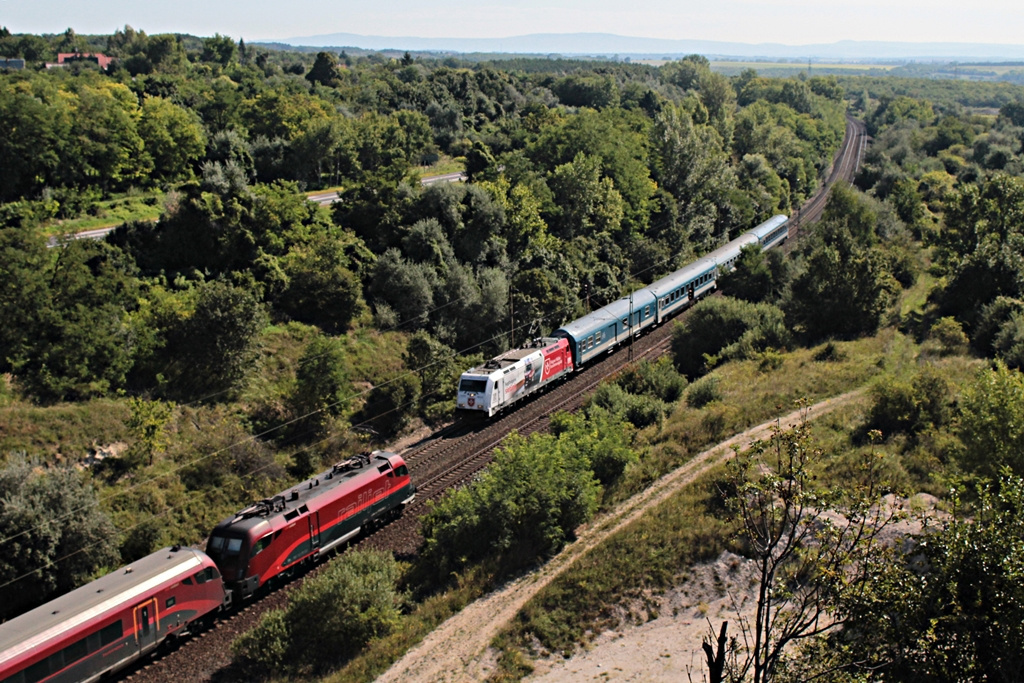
[628,290,634,361]
[509,283,514,349]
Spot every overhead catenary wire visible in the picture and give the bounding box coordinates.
[0,211,736,585]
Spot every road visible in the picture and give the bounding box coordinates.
[48,171,468,246]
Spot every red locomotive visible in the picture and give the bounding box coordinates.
[0,451,415,682]
[205,450,415,598]
[0,546,226,683]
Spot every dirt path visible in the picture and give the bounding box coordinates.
[376,390,866,683]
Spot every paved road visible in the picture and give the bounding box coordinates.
[50,171,468,246]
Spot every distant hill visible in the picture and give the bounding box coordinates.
[270,32,1024,63]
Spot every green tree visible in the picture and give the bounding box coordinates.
[653,103,737,250]
[155,280,268,401]
[719,421,901,683]
[0,456,120,621]
[548,152,625,239]
[787,223,897,340]
[957,361,1024,479]
[835,476,1024,682]
[403,331,462,419]
[419,430,599,581]
[12,239,141,402]
[278,233,363,334]
[306,51,344,87]
[234,549,403,674]
[200,33,237,66]
[288,334,350,440]
[138,95,206,182]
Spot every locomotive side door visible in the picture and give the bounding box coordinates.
[309,512,321,551]
[134,598,159,652]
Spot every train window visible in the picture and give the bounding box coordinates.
[622,318,628,328]
[251,535,273,558]
[208,535,225,553]
[459,378,487,393]
[378,464,391,474]
[23,658,50,683]
[194,566,217,584]
[64,635,88,664]
[595,331,602,344]
[395,465,409,477]
[644,306,650,317]
[166,596,177,608]
[100,621,123,646]
[183,577,193,585]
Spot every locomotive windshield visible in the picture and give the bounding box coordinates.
[208,534,244,556]
[459,378,487,393]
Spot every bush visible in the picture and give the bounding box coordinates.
[813,341,847,362]
[929,316,969,356]
[419,430,600,581]
[233,550,403,676]
[865,368,952,439]
[687,376,722,409]
[672,297,790,380]
[614,357,687,403]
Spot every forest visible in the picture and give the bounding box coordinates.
[4,25,1024,682]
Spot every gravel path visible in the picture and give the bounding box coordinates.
[376,390,866,683]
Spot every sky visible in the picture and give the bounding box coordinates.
[2,0,1022,47]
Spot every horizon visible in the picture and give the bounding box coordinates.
[2,0,1022,48]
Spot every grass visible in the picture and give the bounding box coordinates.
[491,472,736,662]
[0,398,131,464]
[414,155,466,179]
[323,564,497,683]
[483,328,982,680]
[41,190,165,239]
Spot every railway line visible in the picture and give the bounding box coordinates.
[124,114,867,683]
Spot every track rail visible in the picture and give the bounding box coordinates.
[124,114,868,683]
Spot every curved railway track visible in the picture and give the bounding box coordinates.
[124,114,868,683]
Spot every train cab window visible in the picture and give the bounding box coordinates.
[225,538,242,556]
[378,464,391,474]
[208,535,225,553]
[394,464,409,477]
[459,378,487,393]
[194,566,218,584]
[251,535,273,558]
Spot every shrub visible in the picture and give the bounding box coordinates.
[929,316,969,356]
[672,297,790,380]
[687,376,722,409]
[614,357,687,403]
[813,341,847,362]
[233,550,404,676]
[419,430,600,581]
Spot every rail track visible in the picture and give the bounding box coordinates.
[124,114,867,683]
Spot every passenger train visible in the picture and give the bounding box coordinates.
[0,451,415,683]
[457,215,789,416]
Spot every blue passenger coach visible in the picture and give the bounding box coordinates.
[554,288,658,367]
[750,214,789,250]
